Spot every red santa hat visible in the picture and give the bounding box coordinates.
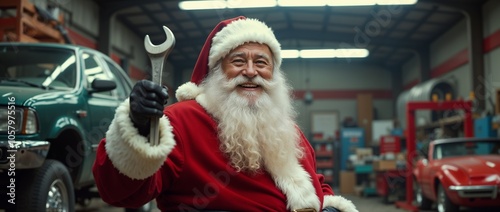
[176,16,282,101]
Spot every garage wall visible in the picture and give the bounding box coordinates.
[483,0,500,113]
[401,56,419,89]
[401,0,500,116]
[280,61,393,137]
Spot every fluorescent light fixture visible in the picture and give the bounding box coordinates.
[179,0,417,10]
[300,49,337,58]
[227,0,276,8]
[376,0,417,5]
[328,0,376,6]
[179,1,226,10]
[282,49,369,59]
[328,0,417,6]
[278,0,328,7]
[334,48,370,58]
[281,49,300,58]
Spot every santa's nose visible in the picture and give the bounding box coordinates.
[242,63,258,78]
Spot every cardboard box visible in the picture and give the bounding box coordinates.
[356,148,373,160]
[340,171,356,195]
[357,94,373,146]
[373,160,397,171]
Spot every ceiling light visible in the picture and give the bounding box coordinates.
[227,0,276,8]
[334,48,370,58]
[281,50,300,58]
[179,0,417,10]
[179,0,276,10]
[282,49,369,59]
[178,1,226,10]
[376,0,417,5]
[278,0,328,7]
[327,0,417,6]
[300,49,337,58]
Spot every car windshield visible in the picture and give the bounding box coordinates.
[434,140,500,159]
[0,46,77,90]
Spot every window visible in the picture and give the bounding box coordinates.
[104,59,130,101]
[82,52,114,96]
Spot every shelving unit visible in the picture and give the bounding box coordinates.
[310,140,336,186]
[0,0,65,43]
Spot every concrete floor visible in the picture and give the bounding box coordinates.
[76,195,404,212]
[74,194,500,212]
[1,192,497,212]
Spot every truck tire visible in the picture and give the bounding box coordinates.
[17,159,75,212]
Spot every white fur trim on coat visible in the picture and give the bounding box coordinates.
[208,18,282,70]
[175,81,202,101]
[265,158,321,210]
[323,195,358,212]
[104,99,176,180]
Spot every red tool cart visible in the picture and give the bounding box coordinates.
[375,135,405,203]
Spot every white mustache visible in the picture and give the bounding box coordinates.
[225,75,271,91]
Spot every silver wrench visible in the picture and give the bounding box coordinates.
[144,26,175,146]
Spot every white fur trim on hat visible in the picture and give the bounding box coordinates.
[323,195,359,212]
[208,18,281,70]
[104,98,176,180]
[175,81,202,101]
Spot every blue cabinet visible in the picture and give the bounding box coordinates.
[474,116,498,138]
[340,128,365,170]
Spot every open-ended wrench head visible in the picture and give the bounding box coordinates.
[144,26,175,56]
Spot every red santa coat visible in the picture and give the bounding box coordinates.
[93,96,357,211]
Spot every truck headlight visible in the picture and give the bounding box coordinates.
[0,107,39,134]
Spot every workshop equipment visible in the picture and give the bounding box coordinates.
[396,100,473,212]
[144,26,175,146]
[340,127,365,170]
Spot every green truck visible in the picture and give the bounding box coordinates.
[0,42,151,212]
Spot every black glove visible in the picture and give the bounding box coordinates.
[129,80,169,136]
[322,206,341,212]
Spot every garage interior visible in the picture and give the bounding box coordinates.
[1,0,500,211]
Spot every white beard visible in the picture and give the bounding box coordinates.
[199,64,304,173]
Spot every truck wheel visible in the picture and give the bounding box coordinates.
[413,179,432,210]
[125,201,153,212]
[437,184,459,212]
[17,159,75,212]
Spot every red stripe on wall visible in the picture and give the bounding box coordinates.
[484,29,500,53]
[430,49,469,78]
[129,65,148,80]
[111,53,121,64]
[404,29,500,89]
[67,28,96,49]
[293,90,392,100]
[403,79,420,90]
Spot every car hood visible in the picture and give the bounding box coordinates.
[441,155,500,177]
[0,85,71,107]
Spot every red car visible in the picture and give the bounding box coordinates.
[413,137,500,212]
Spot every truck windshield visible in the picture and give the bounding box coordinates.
[0,46,77,90]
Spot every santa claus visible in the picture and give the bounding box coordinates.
[93,16,358,212]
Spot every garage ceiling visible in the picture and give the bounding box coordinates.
[95,0,488,71]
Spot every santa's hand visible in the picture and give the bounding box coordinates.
[129,80,169,136]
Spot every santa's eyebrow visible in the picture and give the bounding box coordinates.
[226,52,271,61]
[255,53,271,61]
[227,52,245,58]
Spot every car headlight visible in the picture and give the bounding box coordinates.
[0,107,39,134]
